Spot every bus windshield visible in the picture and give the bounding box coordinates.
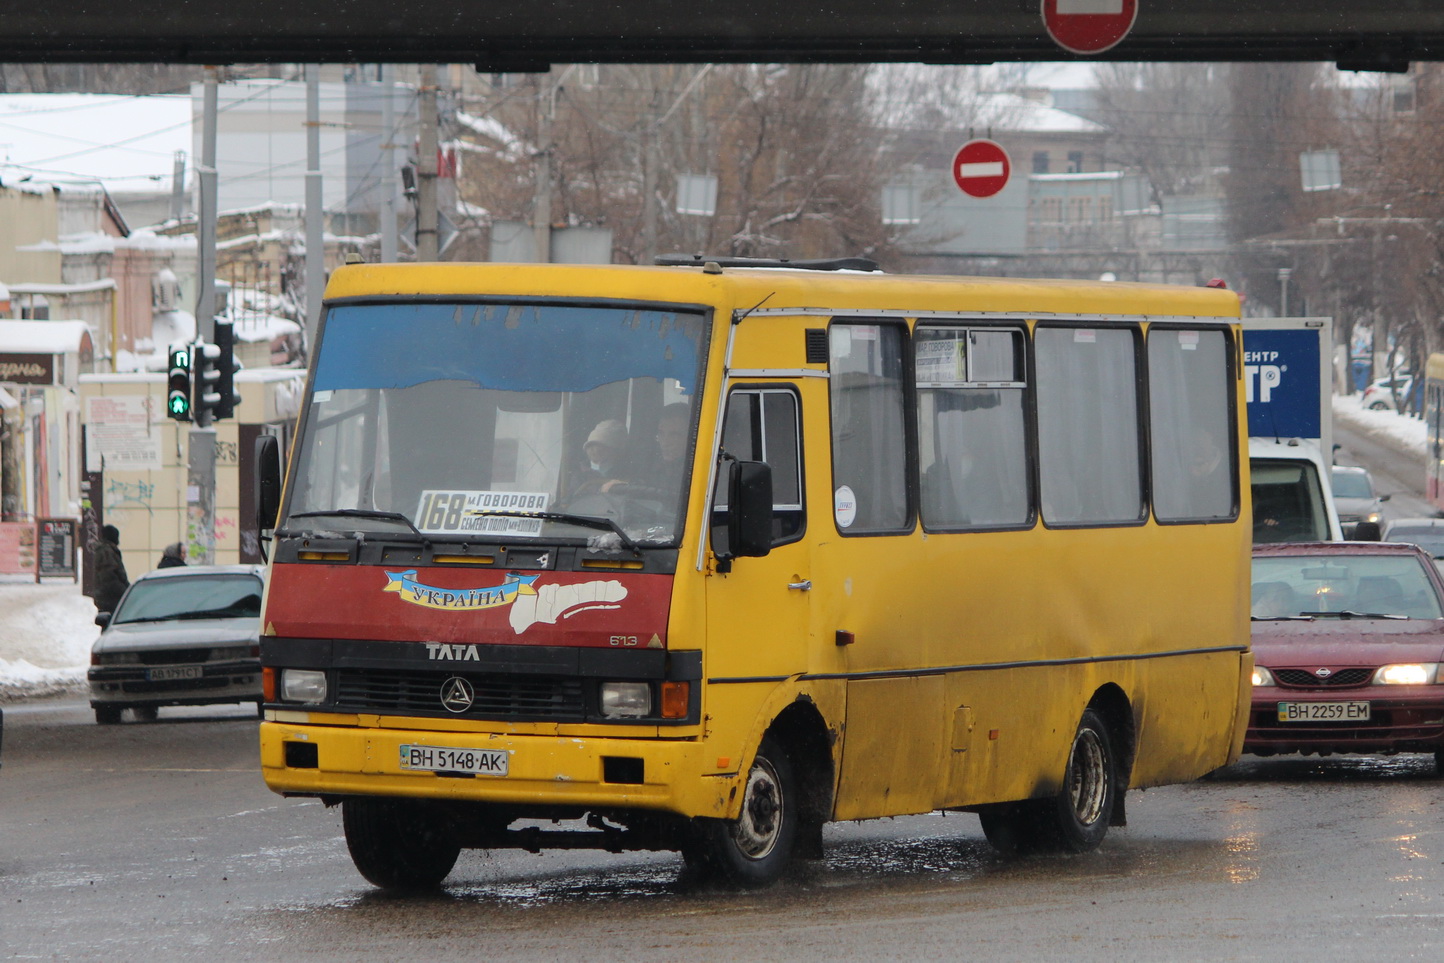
[286,301,709,547]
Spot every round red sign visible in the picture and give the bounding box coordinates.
[951,139,1011,199]
[1041,0,1139,56]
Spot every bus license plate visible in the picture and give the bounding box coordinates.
[146,665,203,681]
[399,744,509,776]
[1276,701,1371,722]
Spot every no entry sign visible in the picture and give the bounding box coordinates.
[1041,0,1139,55]
[951,139,1011,198]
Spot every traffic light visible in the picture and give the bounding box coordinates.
[166,344,191,421]
[213,321,243,420]
[191,340,222,427]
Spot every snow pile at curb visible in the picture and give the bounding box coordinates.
[1331,394,1427,462]
[0,581,98,701]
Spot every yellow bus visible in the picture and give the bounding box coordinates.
[256,257,1252,889]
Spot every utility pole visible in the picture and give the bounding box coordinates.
[532,71,555,263]
[416,64,439,262]
[190,65,221,564]
[641,87,659,264]
[380,64,399,263]
[305,64,324,343]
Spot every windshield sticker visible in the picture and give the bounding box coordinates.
[381,569,630,635]
[384,569,540,611]
[415,490,551,536]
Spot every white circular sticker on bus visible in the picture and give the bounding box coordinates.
[834,485,857,529]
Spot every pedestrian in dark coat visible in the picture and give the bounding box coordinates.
[157,542,187,569]
[89,524,129,614]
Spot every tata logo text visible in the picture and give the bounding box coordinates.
[426,643,482,661]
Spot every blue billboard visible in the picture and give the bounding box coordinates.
[1243,328,1321,439]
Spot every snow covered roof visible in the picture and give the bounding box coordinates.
[970,92,1104,134]
[0,319,94,354]
[0,93,191,193]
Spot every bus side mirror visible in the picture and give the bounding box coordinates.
[255,435,283,530]
[729,459,773,559]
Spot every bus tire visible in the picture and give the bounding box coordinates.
[978,801,1045,856]
[342,797,461,892]
[686,735,797,887]
[1040,708,1117,853]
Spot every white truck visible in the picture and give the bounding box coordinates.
[1242,317,1343,542]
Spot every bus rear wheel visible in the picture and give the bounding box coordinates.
[1042,709,1117,853]
[980,709,1117,856]
[342,797,461,892]
[685,735,798,887]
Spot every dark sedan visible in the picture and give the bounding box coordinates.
[1248,541,1444,771]
[87,564,265,724]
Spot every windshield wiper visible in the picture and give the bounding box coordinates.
[281,509,424,540]
[470,509,640,555]
[1297,610,1409,620]
[1251,615,1314,621]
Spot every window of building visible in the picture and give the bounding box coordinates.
[1148,328,1236,522]
[1033,151,1050,174]
[915,326,1030,530]
[1068,195,1092,223]
[1067,150,1084,173]
[829,323,909,533]
[1035,325,1144,526]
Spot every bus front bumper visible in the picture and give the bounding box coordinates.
[259,717,739,818]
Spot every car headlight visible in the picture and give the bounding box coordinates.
[599,681,650,718]
[1252,666,1275,687]
[1372,663,1441,685]
[280,668,328,703]
[93,650,140,666]
[1365,512,1383,524]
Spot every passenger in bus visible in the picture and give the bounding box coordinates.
[572,419,630,496]
[591,405,691,513]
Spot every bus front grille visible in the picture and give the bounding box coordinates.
[333,668,586,721]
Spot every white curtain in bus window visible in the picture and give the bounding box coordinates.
[915,326,1029,529]
[1148,328,1234,521]
[829,323,908,532]
[1035,326,1143,525]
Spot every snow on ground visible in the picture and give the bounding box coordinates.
[0,577,100,701]
[1331,392,1428,461]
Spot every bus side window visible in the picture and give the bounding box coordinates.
[711,388,805,555]
[1035,325,1145,526]
[829,323,910,533]
[1148,327,1236,522]
[915,326,1030,530]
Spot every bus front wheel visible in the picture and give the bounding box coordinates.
[342,797,461,892]
[685,735,798,886]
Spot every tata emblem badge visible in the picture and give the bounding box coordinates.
[1314,667,1333,678]
[440,676,475,713]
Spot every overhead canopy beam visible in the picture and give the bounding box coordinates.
[1,2,1442,69]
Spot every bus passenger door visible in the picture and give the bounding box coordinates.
[703,385,816,746]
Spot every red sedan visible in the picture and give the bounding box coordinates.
[1248,541,1444,771]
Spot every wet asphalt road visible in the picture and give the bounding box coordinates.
[2,698,1443,962]
[2,416,1440,961]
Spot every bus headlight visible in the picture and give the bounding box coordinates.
[1372,663,1440,685]
[600,682,650,718]
[280,668,329,703]
[1251,666,1275,687]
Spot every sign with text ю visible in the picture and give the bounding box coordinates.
[952,140,1011,199]
[1041,0,1139,56]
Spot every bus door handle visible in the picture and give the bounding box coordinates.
[788,579,812,591]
